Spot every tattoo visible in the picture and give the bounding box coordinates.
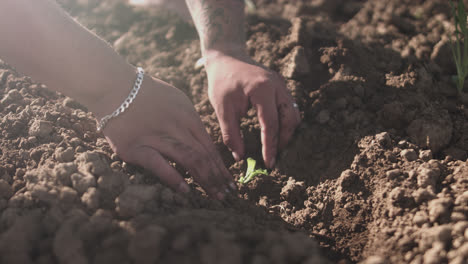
[186,0,245,52]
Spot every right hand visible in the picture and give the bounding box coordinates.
[100,74,235,200]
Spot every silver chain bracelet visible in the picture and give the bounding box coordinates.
[97,67,144,132]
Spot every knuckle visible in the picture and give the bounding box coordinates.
[256,76,270,85]
[222,133,236,148]
[252,75,271,89]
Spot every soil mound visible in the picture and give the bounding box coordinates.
[0,0,466,263]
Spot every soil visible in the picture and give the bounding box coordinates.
[0,0,467,263]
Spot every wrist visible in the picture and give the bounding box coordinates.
[83,64,140,121]
[203,45,249,65]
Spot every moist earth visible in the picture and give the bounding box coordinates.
[0,0,467,263]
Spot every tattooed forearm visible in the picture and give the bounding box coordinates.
[185,0,245,54]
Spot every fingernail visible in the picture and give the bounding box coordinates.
[269,157,276,169]
[229,182,237,191]
[232,152,240,161]
[178,182,190,193]
[216,191,225,200]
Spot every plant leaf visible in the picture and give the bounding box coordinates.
[239,158,268,184]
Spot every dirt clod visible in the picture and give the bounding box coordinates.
[70,172,96,194]
[28,120,54,138]
[0,1,466,264]
[281,46,311,78]
[401,149,418,161]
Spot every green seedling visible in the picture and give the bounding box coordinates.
[450,0,468,94]
[238,157,268,184]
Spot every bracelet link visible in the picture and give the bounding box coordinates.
[96,67,145,132]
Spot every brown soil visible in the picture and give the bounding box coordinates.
[1,0,467,263]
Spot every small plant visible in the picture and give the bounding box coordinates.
[238,157,268,184]
[450,0,468,94]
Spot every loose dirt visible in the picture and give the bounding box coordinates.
[0,0,467,263]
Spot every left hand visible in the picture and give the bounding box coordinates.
[204,50,301,168]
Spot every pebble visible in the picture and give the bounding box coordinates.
[55,147,75,163]
[457,243,468,258]
[455,191,468,206]
[281,177,306,201]
[451,212,466,222]
[389,187,406,206]
[71,172,96,194]
[453,237,465,249]
[419,150,433,161]
[401,149,418,161]
[338,170,358,186]
[386,169,401,180]
[423,245,444,264]
[59,186,78,205]
[431,225,452,244]
[76,152,109,175]
[417,164,440,188]
[30,184,57,204]
[1,89,22,105]
[397,140,409,148]
[52,162,77,186]
[28,120,53,138]
[115,185,158,218]
[453,221,468,235]
[81,187,100,210]
[413,211,429,226]
[375,132,391,146]
[97,171,129,193]
[428,197,453,222]
[413,188,436,204]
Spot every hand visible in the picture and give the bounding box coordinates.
[100,74,235,200]
[205,50,301,168]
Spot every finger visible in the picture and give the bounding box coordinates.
[253,97,279,169]
[185,108,237,191]
[132,146,190,193]
[216,104,245,162]
[277,91,301,150]
[149,134,230,199]
[189,120,237,192]
[185,138,233,199]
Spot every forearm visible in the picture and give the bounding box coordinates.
[0,0,136,118]
[185,0,246,57]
